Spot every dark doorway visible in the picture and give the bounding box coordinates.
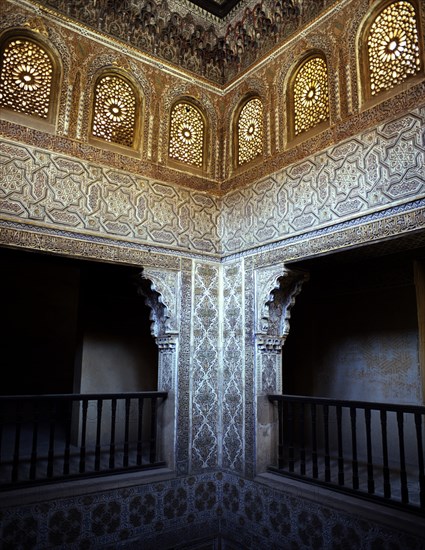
[0,247,158,396]
[283,244,423,405]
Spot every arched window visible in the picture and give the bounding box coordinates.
[236,97,263,166]
[0,36,55,121]
[168,101,204,168]
[365,1,421,98]
[92,73,138,148]
[291,55,329,138]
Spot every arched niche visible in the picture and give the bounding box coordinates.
[89,67,144,155]
[233,95,264,169]
[356,0,424,108]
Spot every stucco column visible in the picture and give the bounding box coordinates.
[254,264,308,473]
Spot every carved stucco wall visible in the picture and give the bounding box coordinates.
[2,106,425,478]
[2,0,424,198]
[191,261,221,471]
[221,106,425,256]
[2,106,425,261]
[222,261,245,473]
[1,3,425,547]
[0,0,223,192]
[0,139,221,256]
[1,0,425,487]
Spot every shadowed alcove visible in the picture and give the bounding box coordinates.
[0,247,158,396]
[283,242,424,405]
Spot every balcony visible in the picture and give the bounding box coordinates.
[268,394,425,515]
[0,392,168,489]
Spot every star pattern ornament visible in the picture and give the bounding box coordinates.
[293,56,329,136]
[0,39,53,118]
[92,75,136,147]
[169,103,204,167]
[368,1,420,96]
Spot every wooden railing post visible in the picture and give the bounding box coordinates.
[380,409,391,499]
[415,412,425,508]
[149,397,158,464]
[364,408,375,495]
[277,399,284,470]
[29,402,39,481]
[95,398,103,471]
[349,406,359,491]
[397,411,409,504]
[109,397,117,470]
[336,405,344,486]
[299,403,306,476]
[137,396,144,466]
[12,400,22,483]
[311,402,318,479]
[79,398,88,474]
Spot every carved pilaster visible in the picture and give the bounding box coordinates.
[256,335,284,393]
[256,336,284,353]
[157,334,178,350]
[156,334,178,392]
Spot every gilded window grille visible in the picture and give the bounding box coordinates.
[92,74,137,147]
[367,1,421,96]
[293,56,329,136]
[0,38,53,118]
[169,102,204,168]
[237,98,263,166]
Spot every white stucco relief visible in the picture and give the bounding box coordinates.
[255,264,308,393]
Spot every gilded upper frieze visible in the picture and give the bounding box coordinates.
[1,0,425,195]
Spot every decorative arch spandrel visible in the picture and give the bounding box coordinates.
[138,267,181,394]
[45,25,73,136]
[255,264,309,394]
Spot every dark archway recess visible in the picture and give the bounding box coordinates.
[282,241,425,405]
[0,247,158,396]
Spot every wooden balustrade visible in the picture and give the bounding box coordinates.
[0,392,167,488]
[268,394,425,514]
